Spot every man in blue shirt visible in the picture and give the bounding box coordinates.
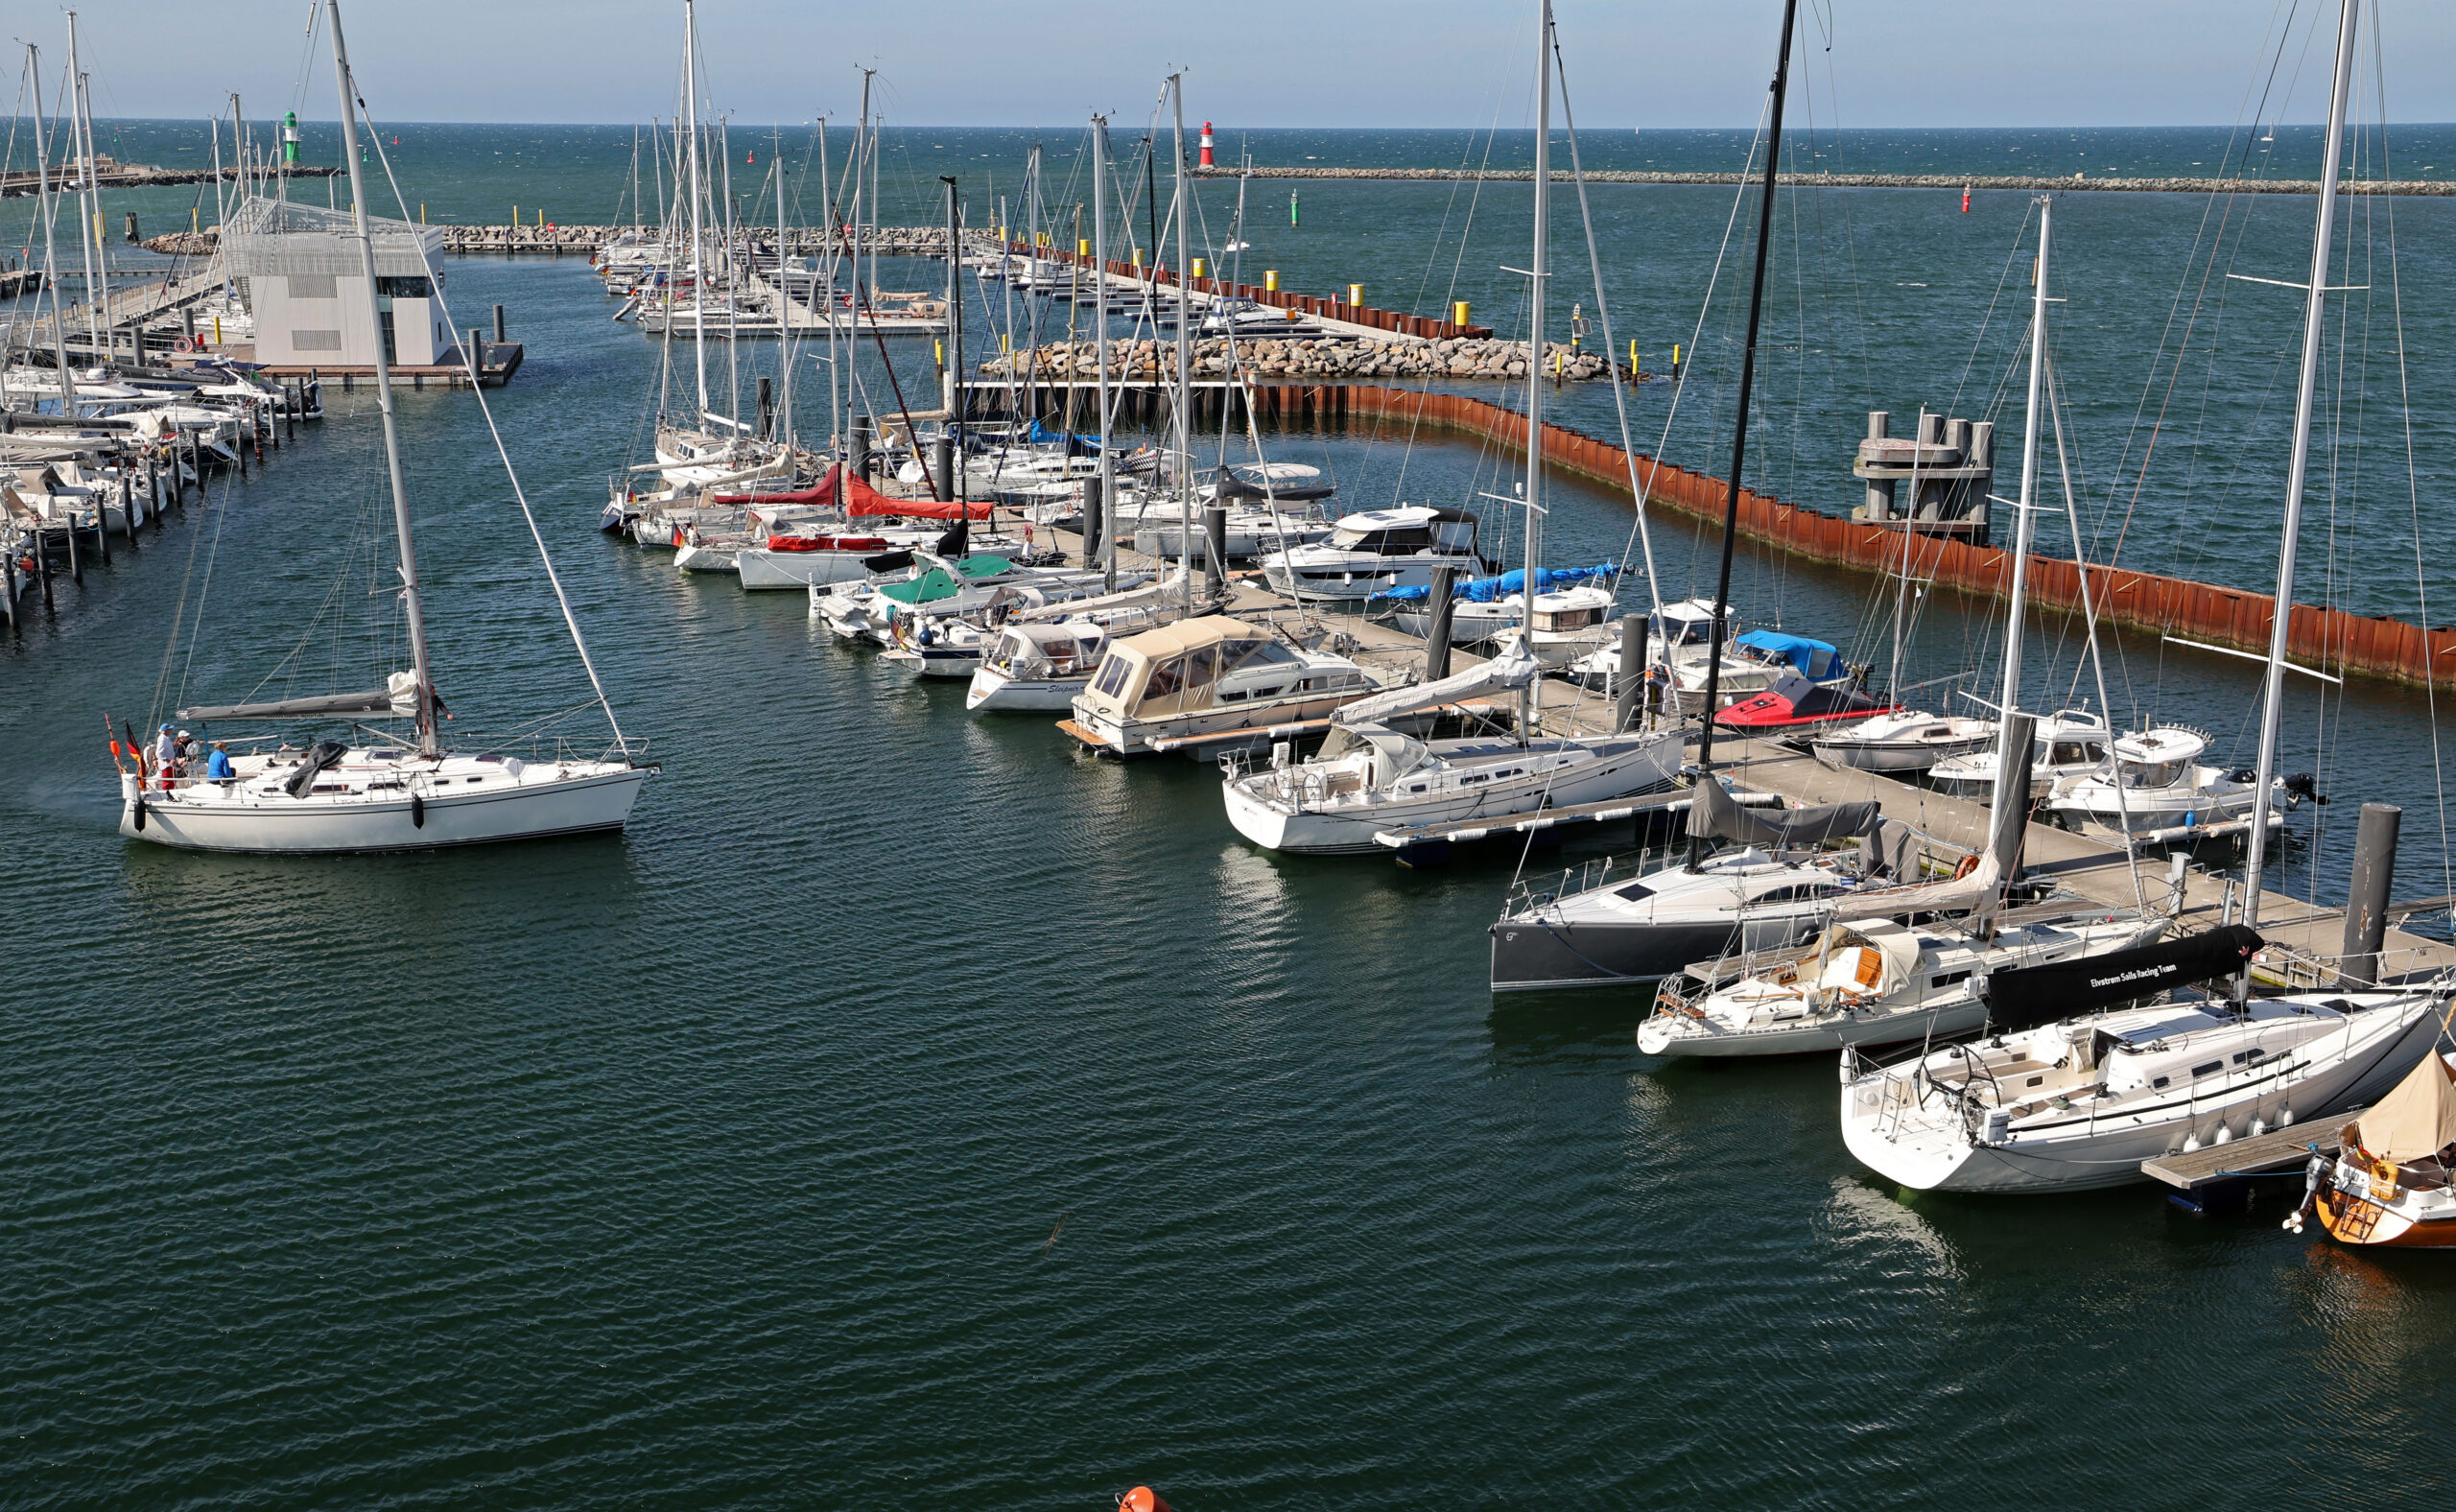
[204,741,235,784]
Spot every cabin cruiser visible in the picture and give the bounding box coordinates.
[1260,506,1487,602]
[967,622,1122,712]
[1810,708,1996,774]
[2043,726,2276,833]
[1928,710,2112,797]
[1383,565,1619,666]
[1220,640,1683,855]
[1064,617,1397,758]
[1840,926,2448,1193]
[1716,670,1894,742]
[1641,907,2165,1058]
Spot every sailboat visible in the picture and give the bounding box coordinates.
[113,0,648,854]
[1838,0,2448,1193]
[2290,1044,2456,1246]
[1220,6,1681,857]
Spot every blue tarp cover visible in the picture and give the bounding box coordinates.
[1373,562,1618,602]
[1734,628,1839,673]
[1027,419,1099,456]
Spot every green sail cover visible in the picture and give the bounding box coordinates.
[879,567,962,605]
[954,555,1014,579]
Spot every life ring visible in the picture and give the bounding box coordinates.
[1953,853,1981,880]
[172,335,195,353]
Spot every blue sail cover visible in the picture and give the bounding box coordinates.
[1027,418,1100,456]
[1734,628,1840,675]
[1373,562,1618,603]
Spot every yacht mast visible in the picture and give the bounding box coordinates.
[1523,0,1550,649]
[325,0,437,751]
[1688,0,1799,866]
[2243,0,2360,933]
[774,127,791,444]
[1995,200,2051,813]
[25,46,77,413]
[682,0,710,422]
[62,13,103,361]
[1094,112,1115,590]
[1169,74,1193,611]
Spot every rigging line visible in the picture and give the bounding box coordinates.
[353,86,631,748]
[1549,24,1661,613]
[2369,16,2450,914]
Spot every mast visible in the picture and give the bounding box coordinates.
[26,45,77,413]
[2243,0,2360,933]
[62,13,102,361]
[325,0,437,752]
[851,68,873,452]
[1688,0,1800,867]
[774,127,790,443]
[818,115,841,463]
[1995,200,2051,813]
[1024,144,1042,432]
[943,175,959,419]
[1094,112,1115,590]
[682,0,709,423]
[1170,74,1192,609]
[1523,0,1550,651]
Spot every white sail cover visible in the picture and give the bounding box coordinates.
[1330,641,1540,728]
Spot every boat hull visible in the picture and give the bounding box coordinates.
[966,670,1086,712]
[119,767,647,854]
[1641,997,1990,1057]
[738,549,879,591]
[1224,738,1681,857]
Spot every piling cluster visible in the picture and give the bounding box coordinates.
[984,336,1617,383]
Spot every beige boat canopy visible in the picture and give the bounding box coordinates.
[1078,619,1287,721]
[2349,1052,2456,1166]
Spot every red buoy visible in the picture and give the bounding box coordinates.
[1121,1489,1173,1512]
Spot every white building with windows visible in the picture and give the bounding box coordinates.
[217,195,446,367]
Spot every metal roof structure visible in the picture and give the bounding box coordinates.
[218,195,442,279]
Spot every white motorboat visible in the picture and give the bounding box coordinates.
[1839,929,2448,1193]
[2043,726,2272,833]
[1259,505,1488,602]
[1811,707,1997,774]
[1220,641,1683,855]
[116,0,649,855]
[1064,617,1395,758]
[966,622,1120,711]
[1929,709,2112,797]
[1641,907,2165,1058]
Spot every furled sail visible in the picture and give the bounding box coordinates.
[1980,924,2263,1032]
[1328,641,1540,728]
[180,671,421,722]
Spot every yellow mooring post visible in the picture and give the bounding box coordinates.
[1453,300,1471,326]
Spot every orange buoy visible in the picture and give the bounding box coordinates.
[1120,1489,1172,1512]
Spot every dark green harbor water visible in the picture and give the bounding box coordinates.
[8,127,2456,1506]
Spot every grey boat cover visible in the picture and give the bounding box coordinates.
[1687,779,1879,850]
[281,740,348,798]
[178,686,408,721]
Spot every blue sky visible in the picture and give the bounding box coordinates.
[20,2,2455,130]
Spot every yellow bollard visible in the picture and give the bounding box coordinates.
[1671,343,1682,372]
[1192,258,1206,279]
[191,206,200,233]
[513,204,519,228]
[1453,300,1471,326]
[1629,338,1639,373]
[1264,270,1279,293]
[1348,283,1363,306]
[1131,248,1143,269]
[1077,237,1091,258]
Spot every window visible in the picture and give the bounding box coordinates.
[1091,653,1132,697]
[2190,1060,2224,1077]
[1931,970,1973,988]
[292,329,343,351]
[288,273,338,299]
[377,275,434,298]
[1615,881,1657,902]
[1140,656,1185,705]
[1183,645,1219,693]
[2152,1075,2171,1089]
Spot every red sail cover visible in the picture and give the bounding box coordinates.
[717,466,993,519]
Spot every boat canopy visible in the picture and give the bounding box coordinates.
[1027,418,1099,456]
[879,567,963,605]
[1316,722,1435,786]
[1808,920,1922,1000]
[1374,563,1618,602]
[1076,618,1288,721]
[1330,641,1539,728]
[1734,629,1841,677]
[2349,1053,2456,1165]
[1980,924,2262,1033]
[954,555,1015,579]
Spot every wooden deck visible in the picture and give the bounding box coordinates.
[2140,1117,2351,1189]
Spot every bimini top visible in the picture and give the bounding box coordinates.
[1077,618,1305,721]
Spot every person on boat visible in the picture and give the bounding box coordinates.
[176,730,201,766]
[204,742,234,784]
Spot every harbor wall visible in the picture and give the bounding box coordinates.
[1246,383,2456,693]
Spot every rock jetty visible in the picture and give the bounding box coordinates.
[1192,165,2456,198]
[985,336,1618,383]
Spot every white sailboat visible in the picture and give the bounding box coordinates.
[115,0,648,854]
[1839,4,2447,1193]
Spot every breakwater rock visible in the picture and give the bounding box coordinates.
[984,336,1618,383]
[1191,165,2456,197]
[141,231,219,256]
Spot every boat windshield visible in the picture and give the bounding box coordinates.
[2119,759,2189,789]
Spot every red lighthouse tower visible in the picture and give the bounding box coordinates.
[1199,122,1216,168]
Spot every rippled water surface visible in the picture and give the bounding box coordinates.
[8,125,2456,1507]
